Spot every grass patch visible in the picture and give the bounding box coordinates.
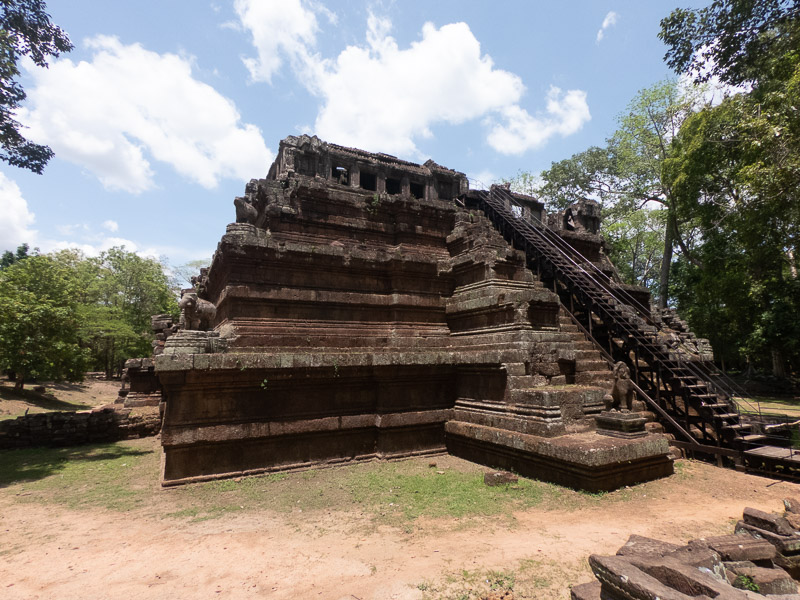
[736,395,800,417]
[416,557,580,599]
[0,439,157,511]
[343,462,548,522]
[2,439,697,529]
[166,459,559,526]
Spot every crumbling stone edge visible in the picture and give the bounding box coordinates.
[0,405,161,450]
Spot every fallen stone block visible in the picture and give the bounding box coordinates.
[784,498,800,515]
[589,554,756,600]
[570,580,601,600]
[743,507,795,536]
[725,564,797,596]
[691,534,777,563]
[616,534,681,558]
[735,521,800,555]
[484,471,518,486]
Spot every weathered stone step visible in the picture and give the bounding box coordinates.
[575,359,608,372]
[575,371,614,385]
[509,386,606,408]
[507,375,544,388]
[645,421,664,434]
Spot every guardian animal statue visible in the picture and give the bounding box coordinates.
[604,361,635,412]
[234,196,258,225]
[178,292,216,331]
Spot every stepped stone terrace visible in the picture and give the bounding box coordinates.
[155,134,672,491]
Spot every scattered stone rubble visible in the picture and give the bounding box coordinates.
[572,500,800,599]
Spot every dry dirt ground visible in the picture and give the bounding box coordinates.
[2,435,800,600]
[0,378,121,420]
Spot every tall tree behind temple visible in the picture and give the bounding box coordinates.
[528,79,704,306]
[661,0,800,376]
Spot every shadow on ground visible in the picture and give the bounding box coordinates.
[0,383,95,413]
[0,443,153,487]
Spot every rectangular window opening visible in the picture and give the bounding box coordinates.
[360,171,377,191]
[409,181,424,199]
[437,179,453,200]
[296,152,316,176]
[385,177,402,195]
[332,165,349,185]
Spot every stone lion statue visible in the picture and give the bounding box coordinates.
[178,292,216,331]
[604,361,635,412]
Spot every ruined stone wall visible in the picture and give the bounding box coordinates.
[0,406,161,450]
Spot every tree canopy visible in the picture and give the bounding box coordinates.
[0,251,88,388]
[517,0,800,376]
[0,246,178,387]
[659,0,800,87]
[529,79,704,305]
[661,2,800,376]
[0,0,72,173]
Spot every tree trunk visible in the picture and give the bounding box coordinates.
[14,372,24,391]
[772,349,787,378]
[105,338,113,380]
[658,210,676,309]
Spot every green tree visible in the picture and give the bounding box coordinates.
[0,252,88,388]
[658,0,800,376]
[0,1,72,173]
[0,241,30,268]
[664,67,800,376]
[82,247,178,377]
[534,80,704,306]
[660,0,800,87]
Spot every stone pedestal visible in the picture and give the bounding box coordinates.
[595,411,648,439]
[163,331,215,355]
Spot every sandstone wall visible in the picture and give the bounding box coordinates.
[0,407,161,449]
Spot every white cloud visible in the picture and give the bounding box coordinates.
[19,35,273,194]
[486,87,590,154]
[48,236,143,258]
[0,172,36,249]
[312,20,527,156]
[467,169,498,190]
[596,11,618,43]
[41,234,210,265]
[235,0,320,84]
[236,2,588,157]
[102,219,119,232]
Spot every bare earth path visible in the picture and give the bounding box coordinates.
[2,440,800,599]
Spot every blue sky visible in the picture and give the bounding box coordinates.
[0,1,705,269]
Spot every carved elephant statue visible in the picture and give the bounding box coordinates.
[178,292,216,331]
[605,361,636,412]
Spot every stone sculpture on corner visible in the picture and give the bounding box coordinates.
[178,292,216,332]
